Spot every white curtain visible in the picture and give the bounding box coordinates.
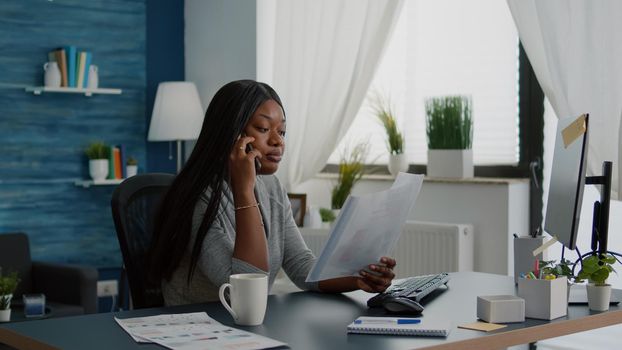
[507,0,622,199]
[257,0,404,190]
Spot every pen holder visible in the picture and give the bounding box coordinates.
[513,235,546,284]
[518,276,567,320]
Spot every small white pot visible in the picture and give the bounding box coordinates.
[0,308,10,322]
[427,149,474,178]
[586,283,611,311]
[126,165,138,178]
[89,159,109,181]
[387,153,408,177]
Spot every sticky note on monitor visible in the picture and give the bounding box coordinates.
[561,114,587,148]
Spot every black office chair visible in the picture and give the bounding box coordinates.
[111,173,174,309]
[0,232,98,316]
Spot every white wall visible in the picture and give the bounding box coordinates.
[185,0,257,107]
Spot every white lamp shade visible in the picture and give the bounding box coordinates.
[148,82,204,141]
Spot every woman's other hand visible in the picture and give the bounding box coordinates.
[357,256,396,293]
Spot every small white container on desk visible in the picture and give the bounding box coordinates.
[518,276,568,320]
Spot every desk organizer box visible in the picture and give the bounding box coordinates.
[477,295,525,323]
[518,276,568,320]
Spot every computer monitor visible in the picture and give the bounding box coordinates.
[544,114,589,250]
[544,114,612,254]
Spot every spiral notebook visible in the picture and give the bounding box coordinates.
[347,317,451,337]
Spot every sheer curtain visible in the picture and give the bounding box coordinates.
[507,0,622,199]
[257,0,404,190]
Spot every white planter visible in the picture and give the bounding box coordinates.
[126,165,138,178]
[586,283,611,311]
[427,149,474,178]
[0,308,10,322]
[89,159,109,181]
[387,153,408,177]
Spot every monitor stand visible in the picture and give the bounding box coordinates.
[585,161,612,255]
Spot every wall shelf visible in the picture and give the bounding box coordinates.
[74,179,124,188]
[25,86,122,97]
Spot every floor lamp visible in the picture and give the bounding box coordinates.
[148,82,204,173]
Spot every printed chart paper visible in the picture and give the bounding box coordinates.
[306,172,424,282]
[115,312,287,350]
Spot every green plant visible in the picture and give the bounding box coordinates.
[0,271,20,309]
[425,95,473,149]
[126,156,138,166]
[331,142,369,209]
[319,207,336,222]
[85,141,110,160]
[539,259,575,282]
[370,94,404,155]
[576,253,617,286]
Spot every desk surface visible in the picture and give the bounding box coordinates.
[1,272,621,350]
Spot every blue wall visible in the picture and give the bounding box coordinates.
[0,0,147,268]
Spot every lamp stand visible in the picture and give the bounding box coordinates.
[176,139,182,173]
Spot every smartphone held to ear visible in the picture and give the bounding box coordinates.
[245,143,262,172]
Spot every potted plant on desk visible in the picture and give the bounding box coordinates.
[576,253,617,311]
[0,271,20,322]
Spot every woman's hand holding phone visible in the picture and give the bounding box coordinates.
[230,135,262,197]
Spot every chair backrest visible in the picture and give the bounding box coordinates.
[0,233,33,296]
[111,173,174,309]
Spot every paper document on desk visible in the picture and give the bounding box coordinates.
[115,312,287,350]
[306,172,423,282]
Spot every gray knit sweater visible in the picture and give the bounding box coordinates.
[162,175,319,305]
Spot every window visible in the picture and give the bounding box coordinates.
[328,0,520,166]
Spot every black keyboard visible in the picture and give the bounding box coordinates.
[367,273,450,308]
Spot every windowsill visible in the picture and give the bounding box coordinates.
[315,172,528,185]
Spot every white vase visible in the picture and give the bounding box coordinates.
[89,159,109,181]
[387,153,408,177]
[126,165,138,178]
[0,308,10,322]
[44,61,61,88]
[586,283,611,311]
[87,65,99,89]
[427,149,474,178]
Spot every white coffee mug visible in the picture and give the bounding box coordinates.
[218,273,268,326]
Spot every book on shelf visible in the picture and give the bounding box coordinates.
[113,147,122,179]
[107,145,115,180]
[83,52,92,88]
[65,45,77,87]
[346,317,451,337]
[119,144,127,178]
[76,51,86,89]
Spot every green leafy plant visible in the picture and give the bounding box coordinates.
[576,253,617,286]
[126,156,138,166]
[539,259,575,282]
[319,207,336,223]
[425,95,473,149]
[371,94,404,155]
[331,142,369,209]
[0,271,20,310]
[85,141,110,160]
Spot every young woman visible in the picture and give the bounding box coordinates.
[148,80,396,305]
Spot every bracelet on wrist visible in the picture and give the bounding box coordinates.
[235,202,259,211]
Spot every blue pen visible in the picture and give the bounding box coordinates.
[354,318,421,325]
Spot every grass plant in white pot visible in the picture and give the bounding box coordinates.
[425,95,473,178]
[371,94,406,177]
[126,156,138,178]
[0,271,20,322]
[85,141,110,181]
